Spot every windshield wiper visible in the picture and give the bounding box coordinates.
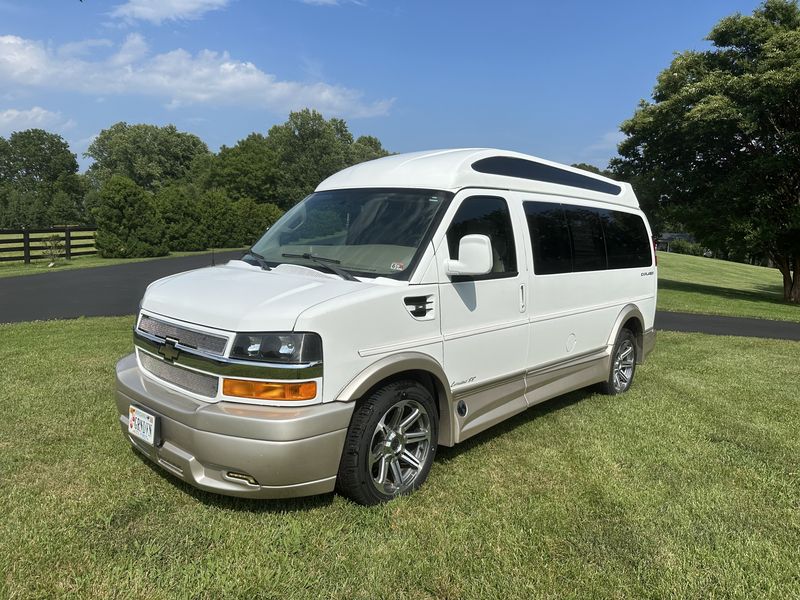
[281,252,358,282]
[245,248,272,271]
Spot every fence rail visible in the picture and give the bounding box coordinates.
[0,227,97,264]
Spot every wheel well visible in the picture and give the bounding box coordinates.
[622,316,644,363]
[354,369,453,446]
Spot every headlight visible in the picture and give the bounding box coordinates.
[230,332,322,364]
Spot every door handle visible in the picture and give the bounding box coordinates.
[519,284,526,313]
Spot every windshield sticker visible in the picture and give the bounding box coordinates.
[390,262,405,271]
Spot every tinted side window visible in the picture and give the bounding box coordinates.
[598,210,652,269]
[524,201,572,275]
[564,207,606,272]
[446,196,517,276]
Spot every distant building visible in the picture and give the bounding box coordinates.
[655,232,695,252]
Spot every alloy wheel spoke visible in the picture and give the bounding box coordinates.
[376,456,389,485]
[387,405,403,431]
[390,457,403,485]
[619,345,633,360]
[404,429,429,444]
[398,408,421,433]
[400,449,421,471]
[375,416,390,438]
[369,448,383,467]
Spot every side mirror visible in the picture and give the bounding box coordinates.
[445,234,493,277]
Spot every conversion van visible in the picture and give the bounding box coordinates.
[117,149,657,505]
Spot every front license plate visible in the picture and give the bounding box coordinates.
[128,405,156,445]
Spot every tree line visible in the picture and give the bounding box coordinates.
[3,2,798,302]
[608,0,800,303]
[0,109,388,257]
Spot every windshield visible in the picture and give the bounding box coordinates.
[250,188,451,279]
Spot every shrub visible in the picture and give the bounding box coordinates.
[199,188,239,248]
[41,234,63,264]
[154,185,207,251]
[94,176,168,258]
[232,198,283,247]
[197,190,283,249]
[669,239,704,256]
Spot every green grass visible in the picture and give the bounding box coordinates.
[0,247,246,279]
[1,317,798,599]
[657,251,799,322]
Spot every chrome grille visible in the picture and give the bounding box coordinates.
[138,315,227,355]
[139,351,219,398]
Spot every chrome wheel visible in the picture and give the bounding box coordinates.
[611,338,635,393]
[369,398,432,496]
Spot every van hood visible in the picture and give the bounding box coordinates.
[141,261,364,333]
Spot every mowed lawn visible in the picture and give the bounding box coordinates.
[1,317,798,599]
[657,252,799,322]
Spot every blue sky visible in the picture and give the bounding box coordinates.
[0,0,763,171]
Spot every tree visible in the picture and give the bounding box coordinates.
[153,184,207,252]
[0,129,82,227]
[612,0,800,302]
[350,135,389,165]
[231,197,283,247]
[1,129,78,191]
[571,163,609,176]
[263,109,389,209]
[94,176,168,258]
[198,133,279,204]
[199,188,240,248]
[85,123,210,192]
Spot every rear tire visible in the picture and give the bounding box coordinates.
[602,328,637,395]
[336,380,437,505]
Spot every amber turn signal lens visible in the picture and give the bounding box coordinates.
[222,379,317,401]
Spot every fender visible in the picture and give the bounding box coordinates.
[335,351,455,446]
[606,304,646,364]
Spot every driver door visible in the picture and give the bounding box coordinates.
[434,192,529,440]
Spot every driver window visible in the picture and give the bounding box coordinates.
[446,196,517,278]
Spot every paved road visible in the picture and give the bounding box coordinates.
[654,311,800,341]
[0,250,244,324]
[1,252,798,340]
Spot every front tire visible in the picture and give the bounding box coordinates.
[602,328,637,395]
[336,380,438,505]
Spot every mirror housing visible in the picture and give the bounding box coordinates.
[445,234,493,277]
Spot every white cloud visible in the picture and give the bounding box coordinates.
[57,39,113,58]
[0,34,392,118]
[111,0,230,24]
[0,106,75,136]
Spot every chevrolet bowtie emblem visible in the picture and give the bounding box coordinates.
[158,339,180,362]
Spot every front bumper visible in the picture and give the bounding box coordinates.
[115,353,354,499]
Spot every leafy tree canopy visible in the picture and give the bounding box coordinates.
[0,129,84,227]
[197,133,278,204]
[263,109,389,209]
[612,0,800,302]
[571,163,611,177]
[85,122,210,192]
[0,129,78,191]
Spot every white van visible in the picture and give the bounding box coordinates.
[117,149,657,505]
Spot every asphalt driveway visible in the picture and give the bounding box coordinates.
[1,251,798,340]
[0,250,243,324]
